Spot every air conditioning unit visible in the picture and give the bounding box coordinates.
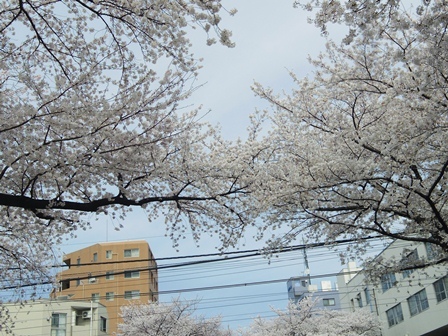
[82,310,92,319]
[88,278,97,284]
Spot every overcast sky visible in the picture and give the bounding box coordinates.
[56,0,362,331]
[187,0,331,139]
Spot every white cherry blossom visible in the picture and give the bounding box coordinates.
[241,298,381,336]
[0,0,251,319]
[248,0,448,260]
[118,298,232,336]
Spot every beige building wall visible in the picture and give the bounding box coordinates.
[55,240,158,334]
[5,299,108,336]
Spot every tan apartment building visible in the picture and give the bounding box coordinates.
[54,240,158,334]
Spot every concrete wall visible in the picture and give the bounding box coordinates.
[337,240,448,336]
[5,300,108,336]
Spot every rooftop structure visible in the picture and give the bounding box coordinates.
[287,276,341,310]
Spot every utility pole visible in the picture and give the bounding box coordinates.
[90,300,93,336]
[303,239,311,285]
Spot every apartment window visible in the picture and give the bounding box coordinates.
[106,292,114,301]
[100,316,107,332]
[51,313,67,336]
[91,293,100,302]
[381,273,396,292]
[124,270,140,279]
[434,276,448,303]
[408,289,429,316]
[106,271,114,280]
[386,304,404,327]
[356,293,363,308]
[124,248,139,257]
[124,290,140,300]
[106,250,112,259]
[402,249,418,278]
[323,298,335,306]
[61,280,70,290]
[364,288,371,305]
[93,252,98,262]
[76,258,81,266]
[76,279,81,286]
[425,242,442,261]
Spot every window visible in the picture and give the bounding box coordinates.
[323,298,335,306]
[124,290,140,300]
[106,250,112,259]
[76,279,81,286]
[425,242,442,261]
[106,271,114,280]
[124,270,140,279]
[386,304,404,327]
[434,276,448,303]
[76,258,81,266]
[364,288,371,305]
[408,289,429,316]
[124,248,139,257]
[93,252,98,262]
[402,249,418,278]
[381,273,396,292]
[356,293,363,308]
[91,293,100,302]
[51,313,67,336]
[61,280,70,290]
[100,317,107,332]
[106,292,114,301]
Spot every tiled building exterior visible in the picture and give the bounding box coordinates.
[55,240,158,334]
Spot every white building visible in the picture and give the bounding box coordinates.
[337,240,448,336]
[287,276,341,310]
[3,299,109,336]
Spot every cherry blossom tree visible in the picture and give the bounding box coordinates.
[0,0,257,302]
[118,298,232,336]
[241,298,380,336]
[248,0,448,263]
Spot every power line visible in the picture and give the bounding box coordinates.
[23,235,387,270]
[1,236,386,290]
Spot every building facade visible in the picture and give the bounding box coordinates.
[5,299,108,336]
[337,240,448,336]
[287,276,341,310]
[54,240,158,334]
